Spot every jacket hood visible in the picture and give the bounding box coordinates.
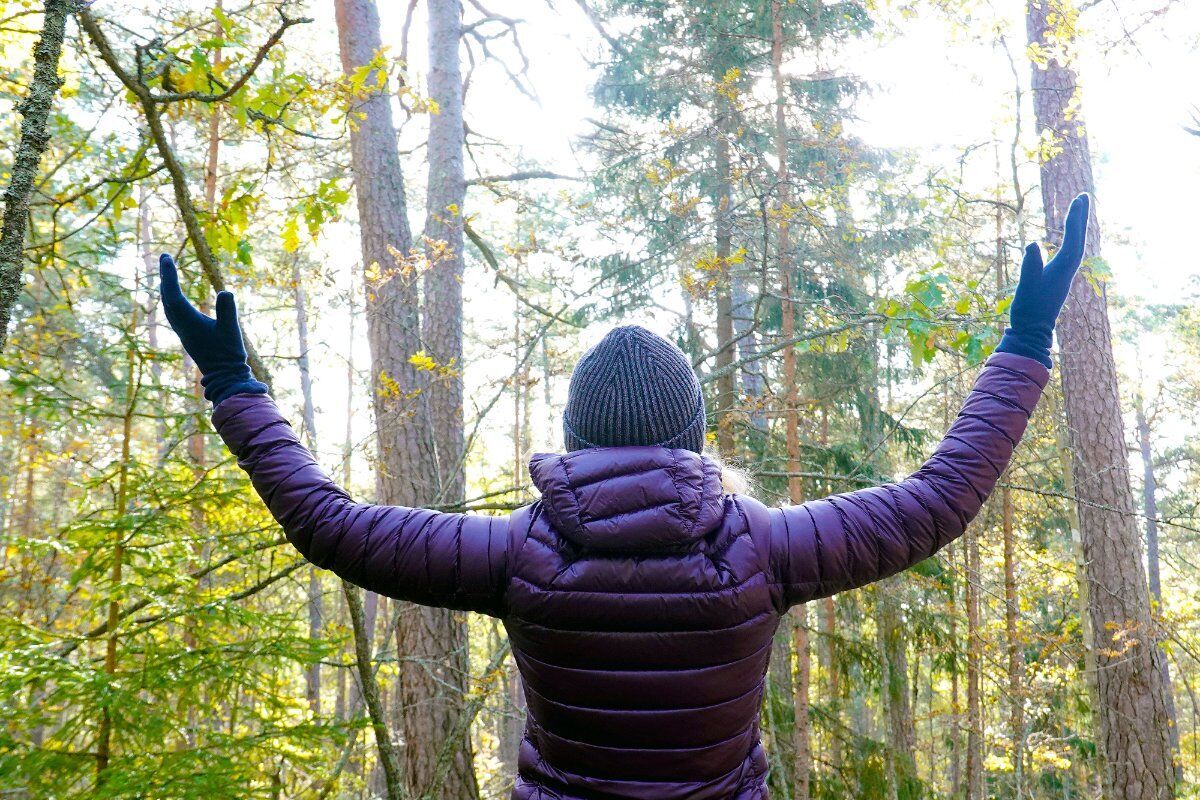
[528,447,725,553]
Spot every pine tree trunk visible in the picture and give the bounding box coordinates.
[396,1,479,796]
[96,301,140,783]
[965,524,983,800]
[876,581,917,800]
[713,101,736,460]
[499,264,528,778]
[1026,4,1176,796]
[772,8,810,794]
[947,544,961,798]
[731,273,765,436]
[996,196,1025,793]
[332,2,423,796]
[422,0,467,506]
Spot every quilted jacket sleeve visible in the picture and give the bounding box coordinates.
[767,352,1049,609]
[212,394,509,617]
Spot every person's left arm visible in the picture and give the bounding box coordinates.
[766,351,1047,608]
[158,254,509,616]
[211,392,509,614]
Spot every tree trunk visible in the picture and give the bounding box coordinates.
[947,543,961,798]
[772,5,810,795]
[343,582,405,800]
[876,581,917,800]
[713,100,736,460]
[996,193,1025,793]
[965,524,983,800]
[393,1,479,796]
[422,0,467,505]
[731,272,765,436]
[1026,4,1176,796]
[1136,393,1182,780]
[293,259,323,716]
[0,0,72,348]
[333,1,427,796]
[96,299,140,783]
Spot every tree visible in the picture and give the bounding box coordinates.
[396,0,479,795]
[0,0,74,348]
[1027,1,1177,795]
[332,2,424,796]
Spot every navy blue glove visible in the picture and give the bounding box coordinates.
[159,253,268,406]
[995,193,1091,368]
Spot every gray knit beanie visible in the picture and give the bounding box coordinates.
[563,325,707,453]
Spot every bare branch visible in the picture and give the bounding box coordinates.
[468,170,581,185]
[572,0,628,57]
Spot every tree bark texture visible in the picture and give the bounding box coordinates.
[1027,3,1176,795]
[395,1,479,796]
[335,1,477,795]
[0,0,73,349]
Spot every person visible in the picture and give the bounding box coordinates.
[159,193,1090,799]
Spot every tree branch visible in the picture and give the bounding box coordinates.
[699,317,881,385]
[79,6,274,387]
[342,582,405,800]
[150,9,312,104]
[468,170,581,185]
[0,0,75,349]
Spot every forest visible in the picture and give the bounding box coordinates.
[0,0,1197,798]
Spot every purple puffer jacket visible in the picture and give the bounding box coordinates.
[212,352,1048,799]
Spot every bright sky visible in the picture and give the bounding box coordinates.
[284,0,1199,477]
[67,0,1197,479]
[851,2,1200,310]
